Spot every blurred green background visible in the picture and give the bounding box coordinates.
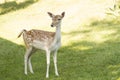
[0,0,120,80]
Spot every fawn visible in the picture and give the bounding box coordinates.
[18,12,65,78]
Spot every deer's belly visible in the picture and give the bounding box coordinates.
[32,40,61,51]
[32,40,47,50]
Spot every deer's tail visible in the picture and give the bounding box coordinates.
[18,29,27,38]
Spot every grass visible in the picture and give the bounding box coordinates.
[0,0,120,80]
[0,18,120,80]
[0,0,39,15]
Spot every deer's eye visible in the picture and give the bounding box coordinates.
[58,19,61,20]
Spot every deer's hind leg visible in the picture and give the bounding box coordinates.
[24,47,33,75]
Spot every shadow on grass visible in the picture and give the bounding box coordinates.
[0,38,25,80]
[60,17,120,80]
[0,0,39,15]
[62,30,91,36]
[0,37,46,80]
[59,39,120,79]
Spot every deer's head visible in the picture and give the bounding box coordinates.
[48,12,65,27]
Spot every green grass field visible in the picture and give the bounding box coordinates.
[0,0,120,80]
[1,19,120,80]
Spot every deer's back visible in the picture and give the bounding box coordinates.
[23,29,55,49]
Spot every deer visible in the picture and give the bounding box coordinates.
[18,12,65,78]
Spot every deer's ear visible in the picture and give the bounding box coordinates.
[48,12,54,18]
[61,12,65,18]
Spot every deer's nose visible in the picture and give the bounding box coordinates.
[51,24,53,27]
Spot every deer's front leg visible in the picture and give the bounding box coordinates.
[46,49,50,78]
[24,47,32,75]
[53,50,59,76]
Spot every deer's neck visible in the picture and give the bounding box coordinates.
[50,24,61,50]
[54,24,61,42]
